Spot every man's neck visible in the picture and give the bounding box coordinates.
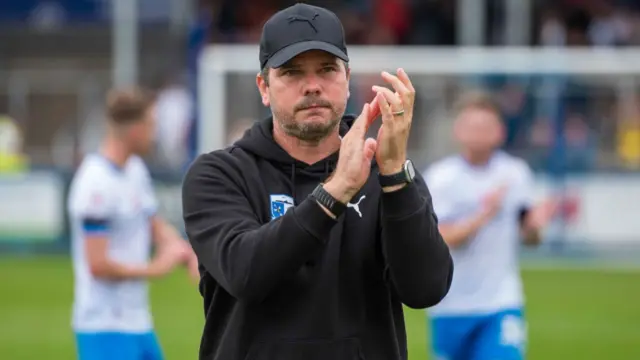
[272,124,341,165]
[461,150,494,167]
[100,136,131,169]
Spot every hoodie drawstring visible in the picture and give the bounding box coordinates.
[291,163,297,202]
[290,161,333,205]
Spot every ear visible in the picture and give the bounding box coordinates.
[345,66,351,99]
[256,72,270,107]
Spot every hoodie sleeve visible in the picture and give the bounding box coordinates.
[182,152,337,304]
[380,172,454,309]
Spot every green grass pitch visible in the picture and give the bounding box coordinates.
[0,256,638,359]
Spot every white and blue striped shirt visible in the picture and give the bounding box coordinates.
[67,154,158,332]
[424,151,535,316]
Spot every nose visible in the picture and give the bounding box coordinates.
[302,74,322,96]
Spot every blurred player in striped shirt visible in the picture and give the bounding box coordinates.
[423,91,558,360]
[67,87,198,360]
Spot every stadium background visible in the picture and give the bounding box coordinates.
[0,0,639,359]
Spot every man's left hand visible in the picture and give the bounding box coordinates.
[371,68,415,175]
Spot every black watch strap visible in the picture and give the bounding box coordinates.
[378,160,415,187]
[311,184,346,218]
[379,172,408,187]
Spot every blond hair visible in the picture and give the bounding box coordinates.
[452,90,501,117]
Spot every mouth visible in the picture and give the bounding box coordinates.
[301,105,328,111]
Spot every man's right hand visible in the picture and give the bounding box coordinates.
[480,184,508,221]
[438,184,508,248]
[323,99,379,204]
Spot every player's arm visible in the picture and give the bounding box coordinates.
[83,218,165,280]
[519,208,540,246]
[151,215,200,281]
[182,152,338,304]
[438,211,493,248]
[134,156,182,253]
[151,215,187,252]
[520,199,557,246]
[378,172,454,309]
[516,163,555,246]
[130,156,198,280]
[423,168,491,249]
[78,171,179,280]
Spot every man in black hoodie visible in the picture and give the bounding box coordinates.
[181,3,453,360]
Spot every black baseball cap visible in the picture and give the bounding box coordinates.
[259,3,349,70]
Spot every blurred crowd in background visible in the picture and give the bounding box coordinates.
[1,0,640,176]
[203,0,640,46]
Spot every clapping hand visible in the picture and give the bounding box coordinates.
[371,68,416,177]
[323,68,416,203]
[323,99,379,204]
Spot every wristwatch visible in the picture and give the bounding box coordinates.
[378,159,416,187]
[311,184,346,218]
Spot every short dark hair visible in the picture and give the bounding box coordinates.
[452,90,501,117]
[106,87,155,125]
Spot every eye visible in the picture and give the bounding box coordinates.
[321,66,337,73]
[281,69,301,76]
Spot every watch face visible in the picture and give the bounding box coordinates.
[405,160,416,180]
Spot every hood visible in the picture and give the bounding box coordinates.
[234,115,357,200]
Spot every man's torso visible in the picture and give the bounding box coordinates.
[198,148,408,360]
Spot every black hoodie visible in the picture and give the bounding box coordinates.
[182,115,453,360]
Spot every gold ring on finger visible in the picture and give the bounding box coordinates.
[392,109,405,116]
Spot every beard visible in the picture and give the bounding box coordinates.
[272,95,346,143]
